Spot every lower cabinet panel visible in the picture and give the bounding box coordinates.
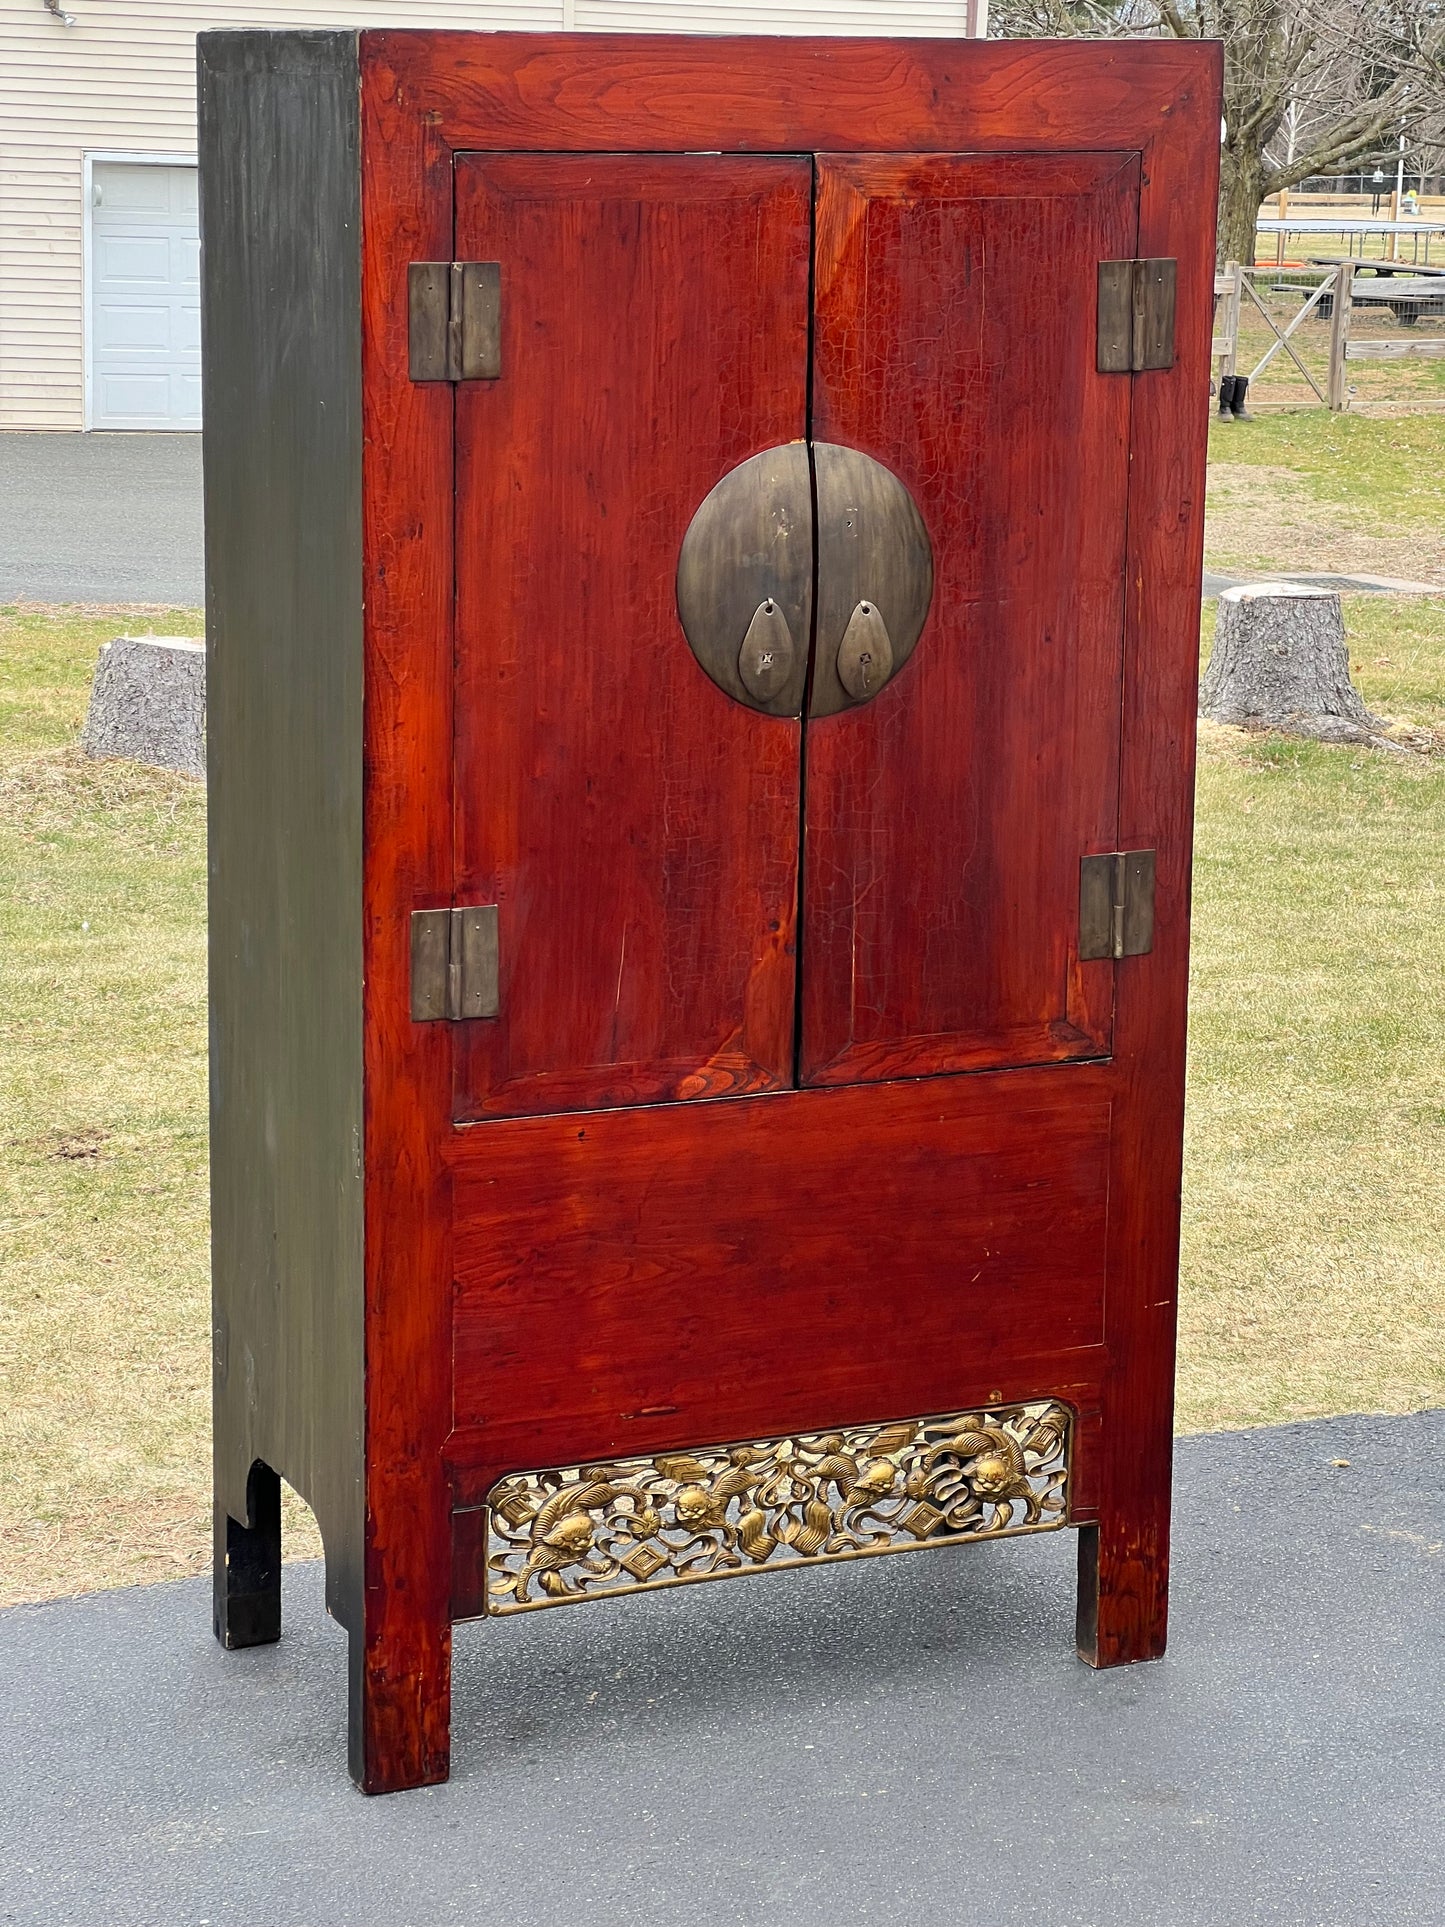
[447,1068,1114,1512]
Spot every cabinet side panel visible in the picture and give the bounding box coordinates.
[200,29,364,1622]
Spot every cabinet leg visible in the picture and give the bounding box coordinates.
[1075,1512,1169,1668]
[347,1615,452,1795]
[214,1459,282,1649]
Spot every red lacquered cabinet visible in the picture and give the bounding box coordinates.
[201,28,1220,1792]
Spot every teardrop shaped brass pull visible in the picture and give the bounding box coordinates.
[676,443,812,716]
[677,442,930,717]
[835,600,895,704]
[809,444,932,718]
[738,598,796,704]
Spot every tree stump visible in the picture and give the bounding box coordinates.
[1199,584,1384,744]
[81,636,205,779]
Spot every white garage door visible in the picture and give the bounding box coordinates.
[89,162,201,431]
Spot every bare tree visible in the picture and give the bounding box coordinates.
[989,0,1445,265]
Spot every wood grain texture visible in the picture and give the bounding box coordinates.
[365,32,1221,160]
[802,151,1137,1086]
[1080,69,1222,1669]
[357,41,457,1793]
[448,1352,1107,1520]
[339,28,1221,1786]
[447,1072,1113,1474]
[451,156,810,1121]
[198,26,366,1658]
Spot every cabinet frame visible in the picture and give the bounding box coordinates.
[202,29,1221,1794]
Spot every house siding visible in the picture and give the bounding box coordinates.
[0,0,982,430]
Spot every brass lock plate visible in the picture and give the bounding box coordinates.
[675,442,933,718]
[835,599,895,705]
[674,443,814,718]
[809,443,934,719]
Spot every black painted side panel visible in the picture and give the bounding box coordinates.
[199,30,364,1629]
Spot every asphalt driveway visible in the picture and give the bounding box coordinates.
[2,1410,1442,1927]
[0,432,203,607]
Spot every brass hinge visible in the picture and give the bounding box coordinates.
[410,906,500,1021]
[408,262,502,382]
[1096,260,1177,373]
[1079,851,1156,961]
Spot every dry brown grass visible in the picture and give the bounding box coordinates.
[0,734,214,1602]
[1186,407,1445,1428]
[1204,413,1445,585]
[1180,726,1445,1431]
[1207,462,1445,585]
[0,610,318,1609]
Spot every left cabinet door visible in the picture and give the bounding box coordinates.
[452,155,812,1122]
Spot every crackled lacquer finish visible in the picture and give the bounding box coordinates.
[801,152,1139,1087]
[451,154,812,1123]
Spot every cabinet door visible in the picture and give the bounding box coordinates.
[452,155,811,1121]
[801,153,1139,1087]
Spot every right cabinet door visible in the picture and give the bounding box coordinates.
[800,152,1141,1088]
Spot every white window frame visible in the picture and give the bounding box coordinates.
[82,149,199,432]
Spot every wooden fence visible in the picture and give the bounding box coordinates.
[1213,260,1445,411]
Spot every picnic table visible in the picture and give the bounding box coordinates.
[1287,266,1445,325]
[1305,255,1445,278]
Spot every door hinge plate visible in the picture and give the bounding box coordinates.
[408,262,502,382]
[1097,260,1177,373]
[1079,851,1156,961]
[410,905,500,1021]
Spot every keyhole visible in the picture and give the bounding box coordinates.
[857,608,876,685]
[836,598,896,704]
[758,600,777,671]
[736,596,796,704]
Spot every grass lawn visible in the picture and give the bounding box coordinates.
[2,408,1443,1606]
[1182,731,1445,1429]
[1184,407,1445,1428]
[0,607,320,1605]
[1205,412,1445,587]
[1,609,212,1602]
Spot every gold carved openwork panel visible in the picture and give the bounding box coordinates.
[483,1400,1073,1614]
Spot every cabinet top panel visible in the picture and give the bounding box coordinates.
[200,31,1221,165]
[363,31,1220,156]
